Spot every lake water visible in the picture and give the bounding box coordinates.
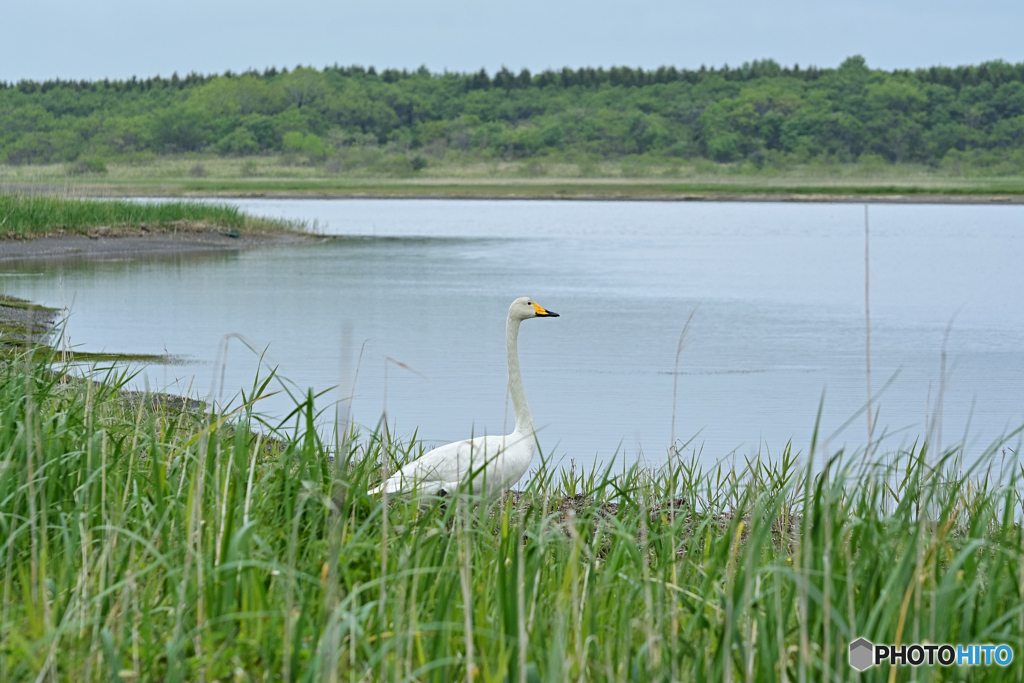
[3,199,1023,470]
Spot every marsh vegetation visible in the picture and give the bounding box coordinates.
[0,351,1021,681]
[0,194,300,238]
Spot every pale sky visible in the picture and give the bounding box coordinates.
[3,0,1022,82]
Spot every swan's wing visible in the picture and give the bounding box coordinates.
[403,439,477,483]
[371,435,509,494]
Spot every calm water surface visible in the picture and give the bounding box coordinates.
[3,200,1023,469]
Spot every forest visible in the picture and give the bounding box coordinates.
[3,56,1024,175]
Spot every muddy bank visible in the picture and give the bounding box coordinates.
[0,225,315,263]
[0,296,59,343]
[171,190,1024,204]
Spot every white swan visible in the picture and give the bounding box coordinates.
[368,297,559,497]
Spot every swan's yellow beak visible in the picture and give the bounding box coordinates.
[532,302,559,317]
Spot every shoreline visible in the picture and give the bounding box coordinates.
[6,179,1024,205]
[160,190,1024,204]
[1,188,1018,262]
[0,226,315,263]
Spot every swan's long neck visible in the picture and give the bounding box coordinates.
[506,316,533,436]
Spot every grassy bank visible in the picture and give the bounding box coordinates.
[4,157,1024,201]
[0,193,301,238]
[0,353,1021,681]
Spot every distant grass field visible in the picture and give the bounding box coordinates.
[0,193,300,237]
[3,157,1024,201]
[0,349,1021,681]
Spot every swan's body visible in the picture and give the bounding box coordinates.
[368,297,558,497]
[367,432,535,496]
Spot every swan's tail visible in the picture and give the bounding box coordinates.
[369,472,453,496]
[367,474,403,496]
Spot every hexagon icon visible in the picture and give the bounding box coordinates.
[849,638,874,671]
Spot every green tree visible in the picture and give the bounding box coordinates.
[217,127,260,155]
[282,131,304,152]
[301,133,326,159]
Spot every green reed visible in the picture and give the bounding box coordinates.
[0,352,1021,682]
[0,194,298,236]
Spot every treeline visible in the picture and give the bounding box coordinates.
[3,56,1024,172]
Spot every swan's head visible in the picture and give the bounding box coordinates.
[509,296,559,321]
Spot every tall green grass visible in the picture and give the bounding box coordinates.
[0,355,1021,681]
[0,194,298,237]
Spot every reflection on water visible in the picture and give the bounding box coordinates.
[3,199,1023,469]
